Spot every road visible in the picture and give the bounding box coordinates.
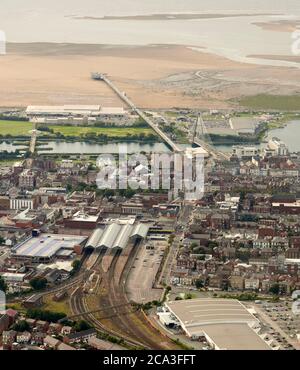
[194,137,230,161]
[160,204,193,286]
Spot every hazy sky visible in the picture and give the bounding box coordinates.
[0,0,300,17]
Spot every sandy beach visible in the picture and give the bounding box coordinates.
[253,20,300,33]
[1,43,300,109]
[248,54,300,64]
[70,13,278,21]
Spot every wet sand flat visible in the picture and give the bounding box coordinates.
[1,43,300,109]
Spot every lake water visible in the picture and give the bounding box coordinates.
[1,120,300,155]
[37,141,170,154]
[0,142,26,152]
[265,120,300,152]
[1,0,300,67]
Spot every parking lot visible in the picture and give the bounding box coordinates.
[249,300,300,350]
[126,241,166,303]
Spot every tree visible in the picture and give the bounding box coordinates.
[66,183,73,193]
[0,236,5,245]
[236,249,251,262]
[0,276,7,293]
[190,242,198,250]
[208,241,218,248]
[27,309,66,323]
[195,279,204,289]
[269,283,280,296]
[72,260,80,271]
[29,277,47,291]
[12,320,30,332]
[103,189,115,198]
[70,260,81,276]
[124,189,136,199]
[73,320,92,332]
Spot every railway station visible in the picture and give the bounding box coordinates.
[86,222,150,251]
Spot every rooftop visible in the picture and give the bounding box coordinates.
[12,234,86,259]
[86,222,150,250]
[71,211,99,223]
[198,323,270,350]
[167,298,257,327]
[166,298,270,350]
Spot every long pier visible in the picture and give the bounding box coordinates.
[93,73,183,153]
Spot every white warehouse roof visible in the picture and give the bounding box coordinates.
[12,234,86,259]
[26,105,127,116]
[165,298,270,350]
[99,223,123,249]
[86,223,150,250]
[26,105,101,114]
[131,224,149,239]
[86,228,104,248]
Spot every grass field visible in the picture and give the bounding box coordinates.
[43,294,71,316]
[0,120,33,136]
[239,95,300,111]
[0,159,19,166]
[6,302,26,313]
[49,125,154,137]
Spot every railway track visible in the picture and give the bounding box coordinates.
[60,243,178,349]
[95,245,177,349]
[69,284,146,349]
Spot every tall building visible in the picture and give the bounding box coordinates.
[266,138,288,156]
[18,170,36,189]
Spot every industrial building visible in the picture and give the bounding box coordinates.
[229,117,259,135]
[26,105,127,117]
[12,233,87,264]
[63,210,101,230]
[232,145,260,159]
[164,298,271,350]
[86,222,149,251]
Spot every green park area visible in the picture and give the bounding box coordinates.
[49,125,154,137]
[0,119,156,141]
[239,94,300,111]
[0,120,33,136]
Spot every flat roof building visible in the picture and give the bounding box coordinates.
[26,105,127,117]
[230,117,258,135]
[12,233,86,264]
[165,298,271,350]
